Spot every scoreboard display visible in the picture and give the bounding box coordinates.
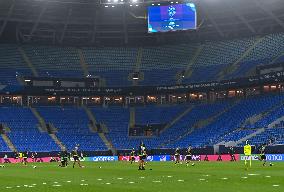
[148,3,197,33]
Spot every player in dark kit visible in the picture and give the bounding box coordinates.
[31,152,35,162]
[138,143,147,170]
[229,146,236,161]
[13,151,19,163]
[175,147,181,165]
[259,144,267,166]
[130,148,135,164]
[59,150,69,167]
[72,145,83,168]
[258,144,273,166]
[22,151,28,166]
[186,146,194,166]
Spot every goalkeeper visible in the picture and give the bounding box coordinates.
[244,140,252,169]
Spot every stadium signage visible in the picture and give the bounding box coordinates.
[119,154,240,162]
[240,154,284,161]
[92,156,118,162]
[3,71,284,96]
[118,155,171,162]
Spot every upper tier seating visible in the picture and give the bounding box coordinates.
[0,32,283,87]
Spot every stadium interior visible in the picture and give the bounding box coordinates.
[1,0,284,191]
[0,0,284,154]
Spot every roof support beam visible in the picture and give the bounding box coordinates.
[28,3,47,41]
[122,6,128,44]
[200,5,224,37]
[91,9,98,44]
[225,2,256,33]
[60,7,72,44]
[254,0,284,29]
[0,0,15,37]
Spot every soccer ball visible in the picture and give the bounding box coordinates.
[270,163,273,166]
[191,163,195,166]
[33,166,37,169]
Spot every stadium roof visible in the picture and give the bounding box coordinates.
[0,0,283,46]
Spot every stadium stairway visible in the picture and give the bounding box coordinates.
[217,36,265,80]
[268,116,284,129]
[1,133,16,151]
[159,105,194,134]
[242,100,284,128]
[132,47,143,86]
[162,100,239,147]
[82,105,98,132]
[29,107,48,132]
[78,48,89,77]
[30,107,65,150]
[129,107,135,128]
[230,128,265,146]
[270,51,284,64]
[177,44,204,84]
[83,106,116,153]
[49,134,66,151]
[18,47,38,77]
[0,123,16,151]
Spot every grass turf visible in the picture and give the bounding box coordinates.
[0,161,283,192]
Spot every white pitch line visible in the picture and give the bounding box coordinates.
[167,176,173,178]
[139,177,145,179]
[52,184,62,187]
[42,183,47,185]
[105,183,111,185]
[97,179,103,181]
[241,177,248,179]
[273,185,280,187]
[117,178,123,180]
[199,179,205,181]
[221,178,228,180]
[80,183,89,186]
[23,185,28,187]
[129,182,135,184]
[16,186,21,188]
[81,180,85,182]
[54,182,58,184]
[177,180,184,182]
[265,176,271,178]
[248,174,260,176]
[152,181,161,183]
[28,186,34,188]
[203,175,210,177]
[5,187,12,189]
[66,181,71,183]
[32,184,37,186]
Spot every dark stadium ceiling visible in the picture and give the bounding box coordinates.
[0,0,283,46]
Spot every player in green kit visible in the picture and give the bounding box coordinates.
[72,145,83,168]
[22,151,28,166]
[59,150,68,167]
[244,140,252,169]
[138,143,146,170]
[175,147,181,165]
[130,148,135,164]
[186,146,194,166]
[258,144,273,166]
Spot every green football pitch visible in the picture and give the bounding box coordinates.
[0,161,283,192]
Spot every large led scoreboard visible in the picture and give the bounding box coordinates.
[148,3,197,33]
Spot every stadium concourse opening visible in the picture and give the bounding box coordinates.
[0,0,284,191]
